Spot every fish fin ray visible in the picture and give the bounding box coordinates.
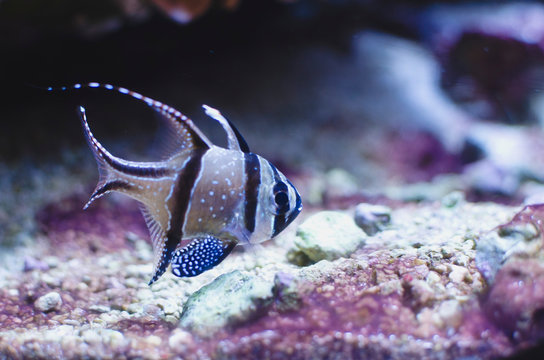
[51,83,214,153]
[80,105,177,210]
[149,111,191,160]
[79,106,119,208]
[84,180,132,210]
[140,204,170,284]
[157,109,213,156]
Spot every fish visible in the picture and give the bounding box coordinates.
[49,83,302,285]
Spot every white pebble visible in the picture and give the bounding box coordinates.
[34,291,62,312]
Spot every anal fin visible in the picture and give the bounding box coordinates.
[141,205,175,286]
[170,236,236,278]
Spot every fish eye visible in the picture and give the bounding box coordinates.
[275,192,289,207]
[273,181,290,214]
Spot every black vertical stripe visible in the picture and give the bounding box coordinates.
[149,148,207,284]
[268,162,291,238]
[244,153,261,233]
[272,214,286,238]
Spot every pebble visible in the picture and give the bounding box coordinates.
[34,292,62,312]
[23,256,50,272]
[441,191,465,208]
[156,298,179,316]
[437,300,462,328]
[354,203,392,236]
[425,271,442,286]
[41,274,62,288]
[146,335,162,346]
[448,264,470,284]
[408,280,435,306]
[88,304,111,313]
[82,329,102,345]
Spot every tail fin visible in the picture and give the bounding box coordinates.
[79,106,175,210]
[78,106,119,210]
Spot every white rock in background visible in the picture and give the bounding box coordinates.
[292,211,367,263]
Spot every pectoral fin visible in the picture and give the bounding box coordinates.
[170,236,236,278]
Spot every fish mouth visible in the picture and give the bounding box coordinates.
[272,189,302,238]
[288,190,303,223]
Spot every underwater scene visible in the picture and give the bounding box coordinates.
[2,0,544,359]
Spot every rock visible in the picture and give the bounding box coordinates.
[448,264,470,284]
[155,298,179,316]
[179,270,275,337]
[290,211,366,264]
[475,231,513,285]
[88,305,111,313]
[436,299,463,328]
[324,168,360,198]
[81,328,127,349]
[82,328,102,345]
[404,279,436,308]
[272,272,305,312]
[385,175,463,202]
[23,256,49,272]
[441,191,465,208]
[34,292,62,312]
[483,259,544,342]
[476,204,543,284]
[354,203,392,235]
[461,123,544,196]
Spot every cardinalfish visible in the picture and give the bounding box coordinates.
[49,83,302,285]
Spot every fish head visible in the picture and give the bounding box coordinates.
[262,160,303,239]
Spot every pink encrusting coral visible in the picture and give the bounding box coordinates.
[478,204,544,346]
[202,250,513,360]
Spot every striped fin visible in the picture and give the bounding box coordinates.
[78,106,173,209]
[203,105,250,153]
[49,82,214,152]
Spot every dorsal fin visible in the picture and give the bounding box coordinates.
[48,82,214,151]
[203,105,250,153]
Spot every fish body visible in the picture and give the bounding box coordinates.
[55,83,302,284]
